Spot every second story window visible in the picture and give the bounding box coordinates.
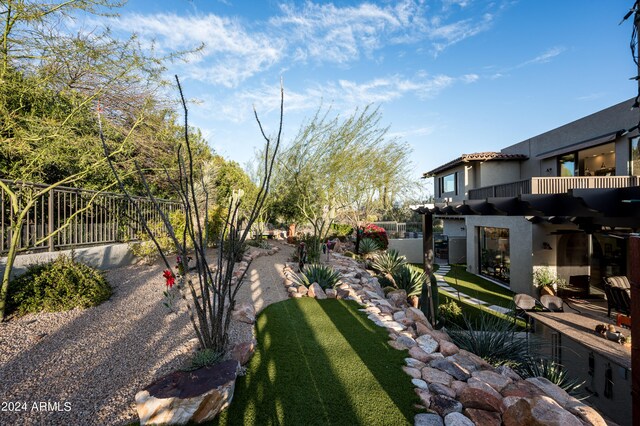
[631,137,640,176]
[443,172,457,194]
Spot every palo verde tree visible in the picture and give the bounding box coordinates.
[273,104,415,244]
[101,76,283,352]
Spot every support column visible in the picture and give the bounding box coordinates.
[421,211,435,324]
[629,236,639,426]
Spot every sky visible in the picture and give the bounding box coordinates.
[84,0,637,198]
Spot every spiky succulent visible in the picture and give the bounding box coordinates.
[371,249,407,275]
[293,264,342,290]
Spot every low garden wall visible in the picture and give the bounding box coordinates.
[388,238,423,264]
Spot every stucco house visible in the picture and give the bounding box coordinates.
[421,98,640,296]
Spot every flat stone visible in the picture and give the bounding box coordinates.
[393,310,407,321]
[458,386,504,413]
[382,320,406,332]
[406,307,433,328]
[415,388,432,407]
[325,288,337,298]
[388,340,407,351]
[430,359,471,381]
[450,380,468,397]
[503,396,582,426]
[409,346,430,363]
[463,408,501,426]
[396,335,417,349]
[471,370,512,392]
[387,289,408,307]
[135,360,238,425]
[566,403,607,426]
[415,321,432,337]
[415,413,444,426]
[526,377,577,408]
[297,285,309,296]
[421,366,454,387]
[231,303,255,324]
[439,340,459,356]
[466,377,503,401]
[428,382,456,399]
[412,378,430,390]
[500,380,546,399]
[405,357,426,370]
[430,394,463,417]
[444,412,474,426]
[455,349,492,370]
[403,366,422,379]
[229,340,256,366]
[415,334,439,354]
[496,365,522,381]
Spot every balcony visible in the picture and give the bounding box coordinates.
[468,176,640,200]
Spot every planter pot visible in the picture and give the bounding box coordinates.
[538,286,555,297]
[135,359,239,425]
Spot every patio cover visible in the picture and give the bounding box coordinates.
[415,186,640,231]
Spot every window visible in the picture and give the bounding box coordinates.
[479,227,510,284]
[443,173,456,194]
[631,137,640,176]
[558,154,576,177]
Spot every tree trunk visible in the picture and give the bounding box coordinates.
[0,224,22,320]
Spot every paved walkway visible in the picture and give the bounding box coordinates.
[433,264,512,315]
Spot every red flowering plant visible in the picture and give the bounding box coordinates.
[362,223,389,250]
[162,269,177,311]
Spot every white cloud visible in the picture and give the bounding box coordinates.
[199,71,480,123]
[516,46,566,68]
[104,13,284,87]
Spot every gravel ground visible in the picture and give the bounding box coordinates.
[0,241,292,426]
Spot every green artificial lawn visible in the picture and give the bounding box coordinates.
[442,265,515,309]
[213,298,418,426]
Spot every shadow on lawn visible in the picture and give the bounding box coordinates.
[214,298,418,425]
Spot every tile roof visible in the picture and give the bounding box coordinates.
[422,152,528,177]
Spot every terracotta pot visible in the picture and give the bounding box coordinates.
[408,295,420,308]
[539,285,555,297]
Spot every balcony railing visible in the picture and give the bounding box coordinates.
[468,176,640,200]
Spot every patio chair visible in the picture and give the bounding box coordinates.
[540,295,563,312]
[603,276,631,317]
[513,294,547,331]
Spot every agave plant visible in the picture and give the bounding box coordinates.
[359,238,381,257]
[515,357,586,398]
[371,249,407,275]
[447,312,529,367]
[293,264,342,290]
[391,264,425,298]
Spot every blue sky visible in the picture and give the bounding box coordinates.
[88,0,635,197]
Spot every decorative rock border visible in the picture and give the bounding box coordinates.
[281,253,607,426]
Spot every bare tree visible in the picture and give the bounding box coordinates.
[100,76,283,353]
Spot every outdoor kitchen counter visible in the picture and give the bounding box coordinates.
[528,312,631,370]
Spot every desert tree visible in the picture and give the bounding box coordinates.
[100,76,283,352]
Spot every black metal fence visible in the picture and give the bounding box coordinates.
[1,179,181,254]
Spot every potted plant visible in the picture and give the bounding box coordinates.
[532,267,566,296]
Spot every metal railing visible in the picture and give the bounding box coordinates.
[372,221,422,238]
[468,176,640,200]
[1,179,181,254]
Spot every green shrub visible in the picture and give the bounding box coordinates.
[246,238,270,249]
[359,238,381,256]
[8,255,112,315]
[447,312,529,367]
[182,348,224,371]
[391,264,424,298]
[330,223,353,238]
[293,264,342,290]
[515,357,585,398]
[129,210,190,262]
[371,249,407,275]
[361,223,389,250]
[223,238,249,262]
[438,300,462,324]
[301,233,322,263]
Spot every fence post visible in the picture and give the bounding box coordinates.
[48,189,54,252]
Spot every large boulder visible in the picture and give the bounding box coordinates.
[308,282,327,299]
[502,396,583,426]
[135,360,239,425]
[230,340,256,366]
